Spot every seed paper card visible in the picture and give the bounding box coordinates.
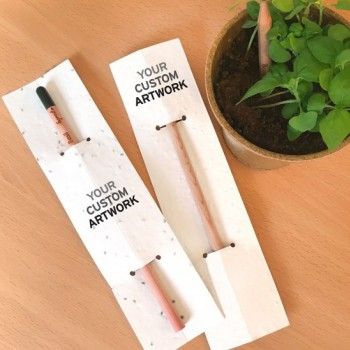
[2,59,222,350]
[110,38,289,350]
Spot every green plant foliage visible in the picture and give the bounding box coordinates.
[247,0,260,19]
[290,34,306,52]
[287,125,302,141]
[269,39,292,62]
[268,20,288,40]
[237,0,350,149]
[285,4,305,20]
[270,63,289,76]
[282,102,300,119]
[319,109,350,149]
[336,0,350,10]
[319,68,334,90]
[328,67,350,107]
[244,1,260,52]
[310,113,325,132]
[297,80,313,100]
[272,0,294,13]
[289,111,318,131]
[289,22,303,36]
[328,24,350,42]
[307,36,343,64]
[237,73,282,103]
[307,93,326,113]
[302,18,322,38]
[335,49,350,69]
[293,48,328,82]
[243,19,258,28]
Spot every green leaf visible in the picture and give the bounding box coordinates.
[294,48,328,82]
[260,89,276,97]
[272,0,294,13]
[307,36,343,64]
[302,18,322,38]
[268,20,288,40]
[280,36,292,50]
[282,102,300,119]
[275,72,295,88]
[307,93,326,113]
[290,34,306,53]
[335,49,350,70]
[270,63,289,77]
[269,39,292,63]
[242,19,257,29]
[319,68,334,91]
[238,74,282,103]
[287,125,302,141]
[285,4,305,20]
[289,22,304,37]
[247,1,260,20]
[311,114,326,133]
[336,0,350,10]
[328,24,350,42]
[297,80,313,100]
[284,77,299,95]
[329,67,350,107]
[322,24,331,36]
[319,109,350,149]
[269,3,284,22]
[289,111,318,132]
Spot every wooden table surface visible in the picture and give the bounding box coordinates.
[0,1,349,349]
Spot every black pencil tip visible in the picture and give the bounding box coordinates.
[36,86,55,109]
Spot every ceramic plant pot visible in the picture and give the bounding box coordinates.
[205,7,350,169]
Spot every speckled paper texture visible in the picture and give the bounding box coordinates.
[2,59,222,350]
[110,39,289,350]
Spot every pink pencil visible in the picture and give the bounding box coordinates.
[258,1,272,76]
[36,86,185,332]
[157,117,225,252]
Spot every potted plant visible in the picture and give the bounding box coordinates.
[206,0,350,169]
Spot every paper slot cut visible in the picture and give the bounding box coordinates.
[110,38,289,350]
[2,59,222,350]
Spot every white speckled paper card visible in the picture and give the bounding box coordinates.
[110,39,289,350]
[2,59,222,350]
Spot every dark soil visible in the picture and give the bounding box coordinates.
[214,28,327,155]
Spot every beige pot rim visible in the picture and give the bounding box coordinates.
[205,7,350,163]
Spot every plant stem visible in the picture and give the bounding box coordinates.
[259,90,289,101]
[318,1,324,26]
[325,105,350,111]
[246,26,258,53]
[253,99,298,109]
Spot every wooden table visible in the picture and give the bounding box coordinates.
[0,1,349,349]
